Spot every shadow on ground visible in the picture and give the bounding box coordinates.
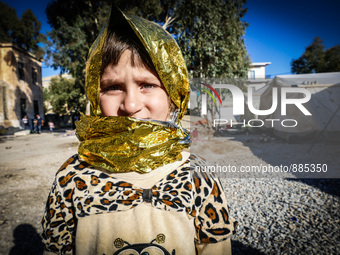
[224,131,339,176]
[287,178,340,197]
[232,240,265,255]
[9,224,44,255]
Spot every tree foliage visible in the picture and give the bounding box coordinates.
[0,2,45,60]
[291,37,340,74]
[44,76,86,115]
[45,0,172,76]
[175,0,250,78]
[0,2,17,42]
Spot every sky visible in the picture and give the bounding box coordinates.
[3,0,340,78]
[244,0,340,77]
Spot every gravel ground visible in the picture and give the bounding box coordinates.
[0,119,339,254]
[190,119,340,255]
[222,178,340,254]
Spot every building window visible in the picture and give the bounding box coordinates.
[34,100,39,116]
[248,70,255,80]
[32,67,37,84]
[20,98,26,118]
[18,62,25,81]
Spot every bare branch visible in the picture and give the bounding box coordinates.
[162,14,176,30]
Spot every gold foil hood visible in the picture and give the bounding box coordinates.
[85,6,190,122]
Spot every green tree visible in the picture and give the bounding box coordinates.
[321,45,340,72]
[0,2,18,43]
[13,9,46,59]
[174,0,250,78]
[44,76,86,115]
[291,37,340,74]
[0,2,45,60]
[45,0,250,79]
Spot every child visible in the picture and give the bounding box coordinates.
[42,6,236,255]
[36,114,43,134]
[22,115,29,129]
[48,121,55,133]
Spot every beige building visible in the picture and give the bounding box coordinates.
[0,43,43,129]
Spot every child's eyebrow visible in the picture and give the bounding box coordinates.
[100,75,161,87]
[135,75,161,84]
[100,78,117,88]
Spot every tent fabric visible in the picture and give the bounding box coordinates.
[256,72,340,141]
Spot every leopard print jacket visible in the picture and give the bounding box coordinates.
[41,154,236,254]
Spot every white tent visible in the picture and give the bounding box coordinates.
[257,72,340,141]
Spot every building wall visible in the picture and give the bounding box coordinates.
[247,62,271,80]
[248,66,266,79]
[247,62,272,90]
[0,43,43,128]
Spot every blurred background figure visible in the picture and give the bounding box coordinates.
[48,121,54,133]
[21,115,29,130]
[36,114,43,134]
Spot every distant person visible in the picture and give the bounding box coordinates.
[21,115,29,130]
[48,121,54,133]
[31,117,37,134]
[192,127,199,139]
[36,114,43,134]
[72,115,79,129]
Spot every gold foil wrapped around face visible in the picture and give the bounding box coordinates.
[78,6,191,173]
[76,115,190,173]
[85,6,190,122]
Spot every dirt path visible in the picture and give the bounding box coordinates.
[0,131,79,254]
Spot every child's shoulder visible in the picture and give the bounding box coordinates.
[55,154,89,175]
[174,153,216,191]
[188,153,209,168]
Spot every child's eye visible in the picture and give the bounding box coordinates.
[107,85,120,90]
[141,84,155,89]
[101,84,121,93]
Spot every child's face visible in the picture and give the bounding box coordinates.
[100,50,170,121]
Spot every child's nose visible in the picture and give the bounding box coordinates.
[119,90,143,116]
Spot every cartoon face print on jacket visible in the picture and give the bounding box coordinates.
[113,235,175,255]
